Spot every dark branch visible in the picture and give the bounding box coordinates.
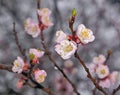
[37,0,80,95]
[13,22,27,61]
[112,85,120,95]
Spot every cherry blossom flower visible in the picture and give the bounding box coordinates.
[34,69,47,83]
[37,8,53,27]
[110,71,119,84]
[55,40,77,59]
[93,54,106,64]
[29,48,44,64]
[99,78,111,88]
[88,63,97,73]
[96,64,109,79]
[24,18,40,38]
[29,48,44,59]
[99,71,119,88]
[12,57,24,73]
[88,54,118,88]
[55,30,67,43]
[76,24,95,44]
[41,16,53,27]
[37,8,51,17]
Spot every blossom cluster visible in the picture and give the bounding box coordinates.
[12,8,54,89]
[89,54,119,88]
[12,8,54,88]
[12,48,47,88]
[55,24,95,59]
[24,8,53,38]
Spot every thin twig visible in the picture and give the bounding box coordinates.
[40,31,80,95]
[68,11,108,95]
[37,1,80,95]
[0,63,54,95]
[112,85,120,95]
[75,52,108,95]
[93,87,97,95]
[13,22,27,61]
[69,16,76,37]
[104,50,112,65]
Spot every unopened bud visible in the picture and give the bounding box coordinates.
[72,8,77,17]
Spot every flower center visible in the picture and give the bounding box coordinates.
[63,45,73,53]
[31,27,37,32]
[97,56,101,61]
[100,69,106,75]
[15,63,21,67]
[56,31,61,37]
[43,9,48,14]
[44,17,50,23]
[81,29,89,38]
[38,75,44,82]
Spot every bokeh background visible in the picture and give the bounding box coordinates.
[0,0,120,95]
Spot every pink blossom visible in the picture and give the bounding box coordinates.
[29,48,44,59]
[12,57,24,73]
[110,71,119,84]
[88,63,97,73]
[99,78,111,88]
[55,40,77,59]
[96,64,109,79]
[93,54,106,64]
[76,24,95,44]
[41,16,53,27]
[99,71,119,88]
[34,69,47,83]
[24,18,40,38]
[38,8,51,17]
[37,8,53,27]
[55,30,67,43]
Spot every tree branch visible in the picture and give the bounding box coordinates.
[74,52,108,95]
[112,85,120,95]
[13,22,27,61]
[0,63,54,95]
[37,0,80,95]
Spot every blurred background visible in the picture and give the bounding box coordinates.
[0,0,120,95]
